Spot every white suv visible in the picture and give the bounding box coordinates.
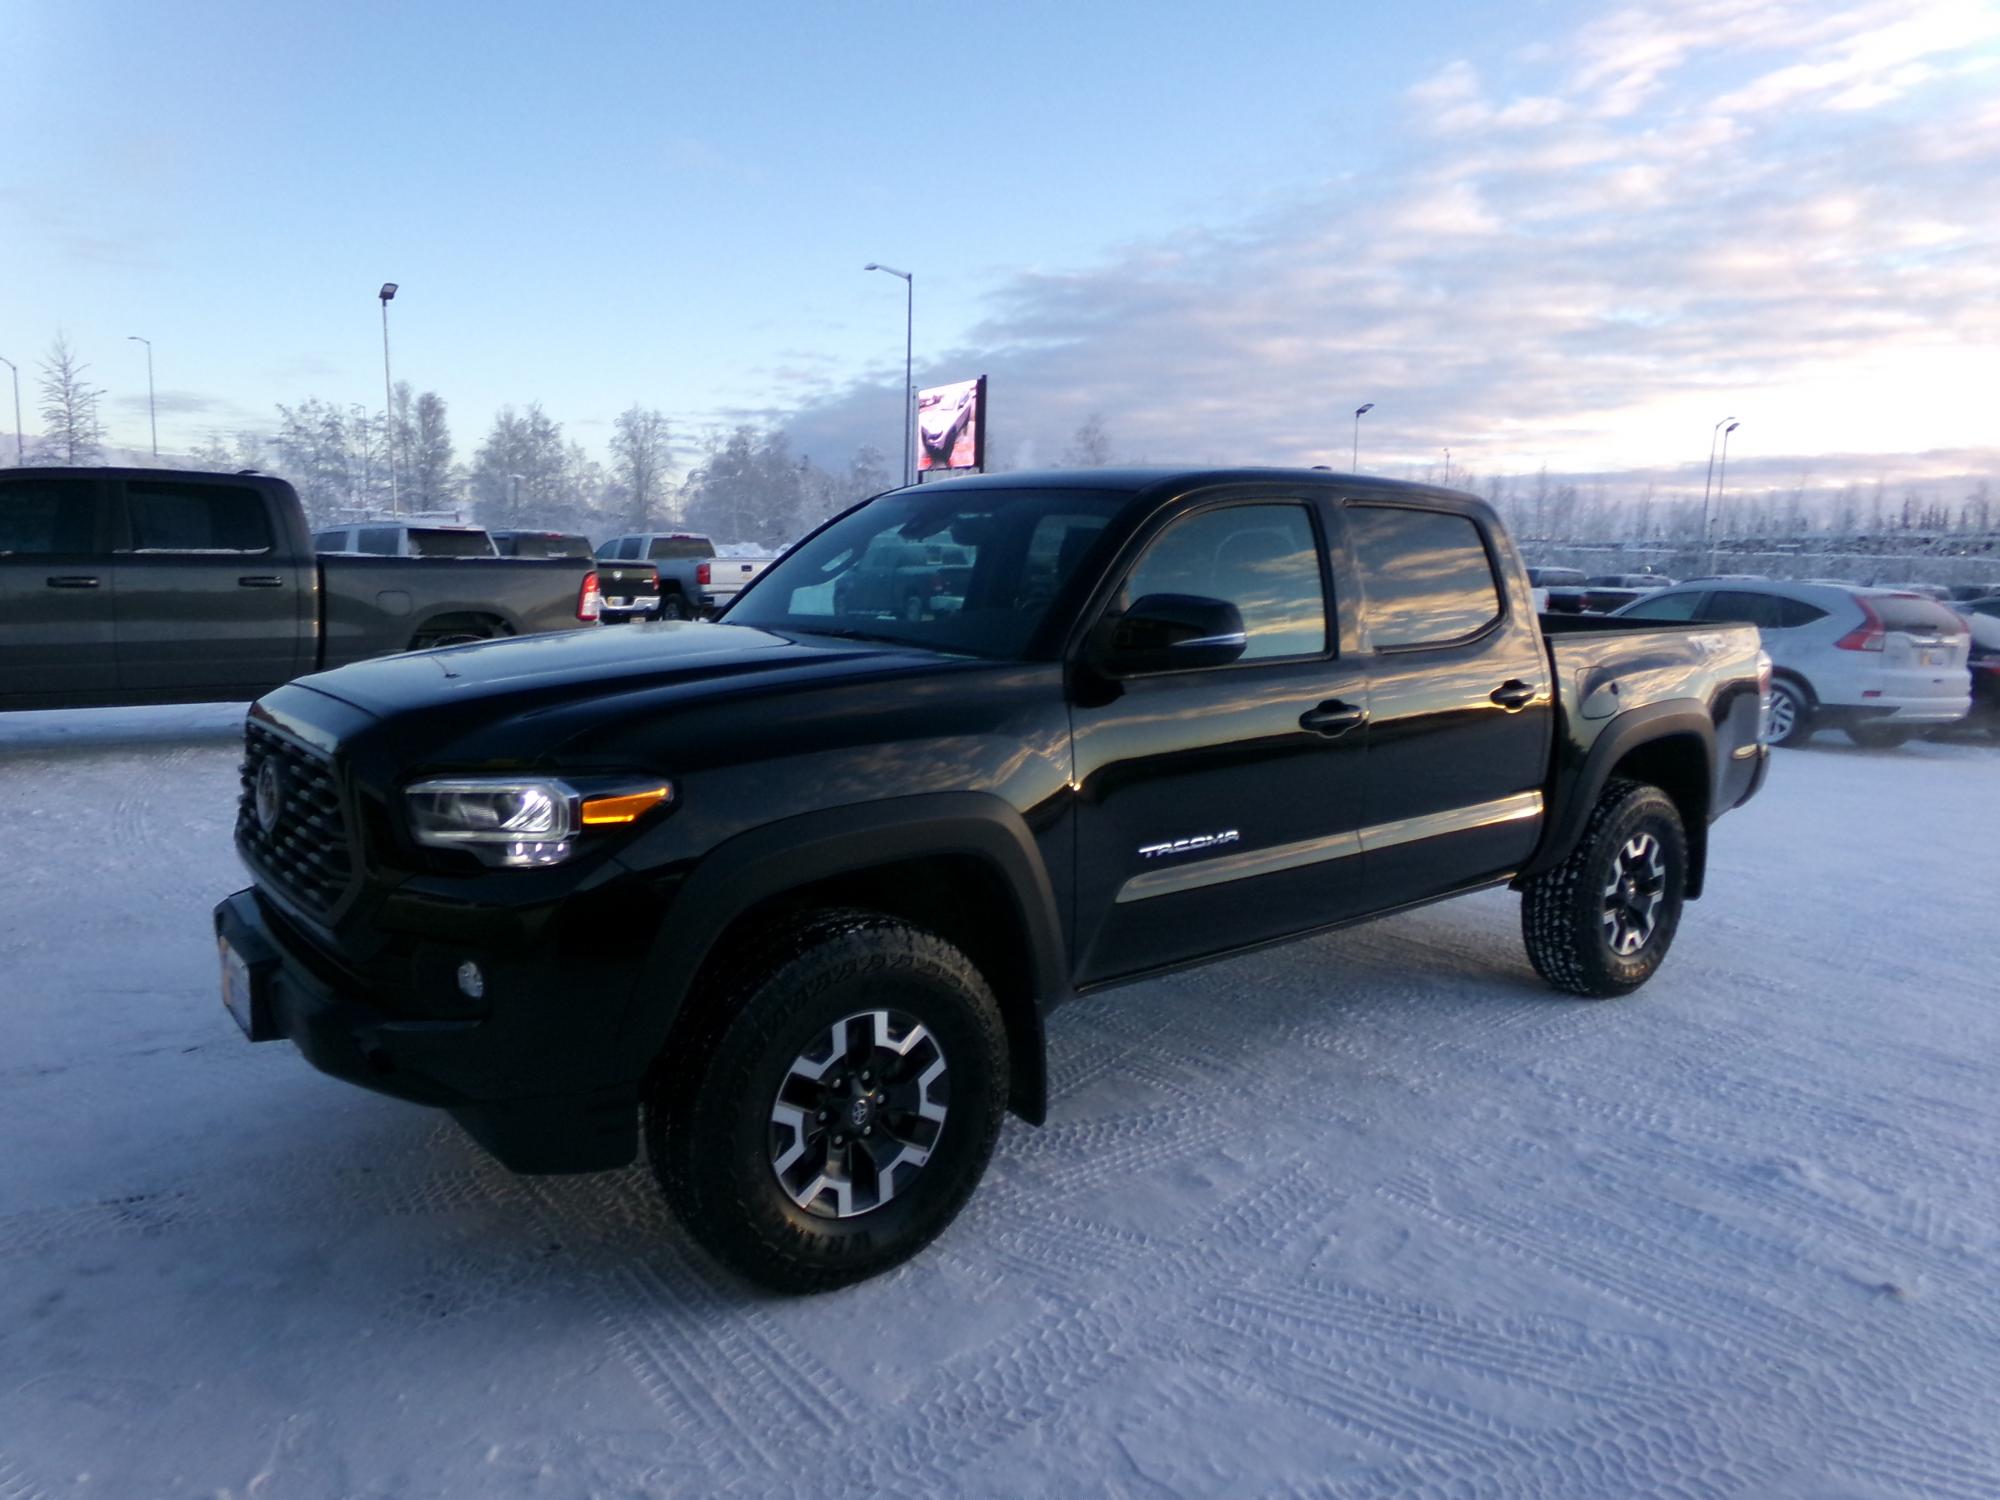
[1615,580,1970,748]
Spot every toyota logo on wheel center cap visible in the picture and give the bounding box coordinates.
[848,1096,872,1130]
[255,759,283,834]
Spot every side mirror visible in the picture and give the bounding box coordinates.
[1102,593,1247,674]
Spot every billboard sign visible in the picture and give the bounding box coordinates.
[915,375,986,473]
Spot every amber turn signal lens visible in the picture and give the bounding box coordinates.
[579,786,672,825]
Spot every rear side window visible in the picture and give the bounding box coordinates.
[1619,591,1705,621]
[409,528,494,558]
[1699,591,1826,630]
[648,536,714,561]
[125,481,272,552]
[1349,505,1502,648]
[1123,503,1327,661]
[0,477,97,554]
[357,526,401,554]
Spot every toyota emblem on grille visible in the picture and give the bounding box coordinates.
[255,758,283,834]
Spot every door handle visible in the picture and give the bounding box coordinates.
[45,575,101,589]
[1299,700,1367,738]
[237,575,283,588]
[1490,679,1536,710]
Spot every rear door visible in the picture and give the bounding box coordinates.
[1345,499,1554,906]
[109,476,307,696]
[0,471,117,701]
[1070,492,1377,983]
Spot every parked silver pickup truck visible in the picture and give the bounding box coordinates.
[593,531,770,619]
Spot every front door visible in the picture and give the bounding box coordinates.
[110,476,306,697]
[0,472,117,703]
[1071,494,1376,985]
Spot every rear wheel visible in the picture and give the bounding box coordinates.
[645,910,1007,1293]
[1847,723,1912,749]
[1520,779,1687,998]
[659,593,688,620]
[1764,679,1814,747]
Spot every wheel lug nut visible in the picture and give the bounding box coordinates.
[863,1125,872,1136]
[816,1110,828,1122]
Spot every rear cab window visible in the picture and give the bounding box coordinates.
[648,536,715,561]
[408,528,495,558]
[122,480,272,553]
[1348,504,1502,648]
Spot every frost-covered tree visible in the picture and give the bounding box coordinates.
[1063,413,1113,467]
[37,334,103,464]
[470,404,568,527]
[610,406,673,531]
[408,390,457,511]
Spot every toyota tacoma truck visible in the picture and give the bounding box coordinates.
[213,467,1770,1291]
[0,467,602,710]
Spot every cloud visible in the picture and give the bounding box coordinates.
[111,390,223,416]
[776,0,2000,505]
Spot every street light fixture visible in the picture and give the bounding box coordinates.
[1713,421,1742,567]
[1699,415,1734,568]
[1352,403,1373,469]
[0,355,21,465]
[126,336,157,457]
[379,282,400,515]
[864,263,914,485]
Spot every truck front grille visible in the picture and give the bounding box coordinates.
[237,722,354,916]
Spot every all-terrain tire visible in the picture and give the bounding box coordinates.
[1520,778,1687,999]
[645,909,1008,1293]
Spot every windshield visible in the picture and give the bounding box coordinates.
[725,486,1130,658]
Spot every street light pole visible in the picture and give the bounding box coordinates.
[1713,421,1741,569]
[1699,415,1734,571]
[864,263,914,485]
[1352,403,1373,469]
[0,355,21,464]
[126,337,157,457]
[379,283,400,515]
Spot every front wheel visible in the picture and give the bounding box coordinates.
[645,911,1008,1292]
[1520,779,1687,998]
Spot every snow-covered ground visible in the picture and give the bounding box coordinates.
[2,707,1996,1500]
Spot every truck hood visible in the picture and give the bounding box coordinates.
[297,621,927,722]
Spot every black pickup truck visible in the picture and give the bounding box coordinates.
[0,467,601,711]
[214,468,1770,1290]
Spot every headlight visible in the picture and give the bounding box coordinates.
[405,777,671,868]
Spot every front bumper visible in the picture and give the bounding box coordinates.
[214,887,640,1173]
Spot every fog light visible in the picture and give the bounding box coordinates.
[456,961,485,1000]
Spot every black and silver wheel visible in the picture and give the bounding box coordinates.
[768,1008,950,1219]
[1521,779,1687,998]
[645,910,1007,1292]
[1764,679,1813,747]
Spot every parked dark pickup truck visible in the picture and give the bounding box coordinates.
[0,467,601,711]
[214,467,1770,1291]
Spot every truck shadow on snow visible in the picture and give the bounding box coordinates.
[0,703,247,757]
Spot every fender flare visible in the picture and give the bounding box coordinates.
[619,792,1069,1123]
[1518,701,1718,896]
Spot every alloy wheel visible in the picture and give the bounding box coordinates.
[769,1009,949,1219]
[1601,832,1667,956]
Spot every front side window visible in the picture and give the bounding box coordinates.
[124,481,272,553]
[1119,503,1327,661]
[728,486,1130,658]
[0,477,97,554]
[1349,505,1501,648]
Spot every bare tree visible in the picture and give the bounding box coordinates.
[610,406,673,531]
[1063,414,1113,467]
[37,334,104,464]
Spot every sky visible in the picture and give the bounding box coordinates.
[3,0,1997,503]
